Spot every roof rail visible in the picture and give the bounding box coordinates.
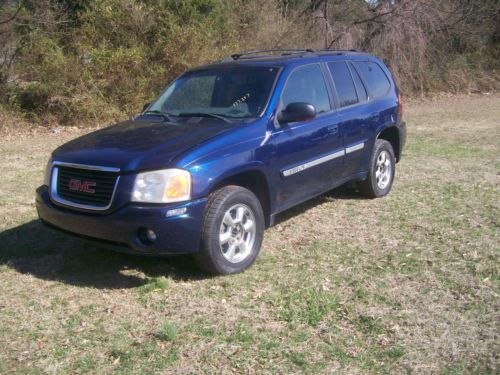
[317,48,364,53]
[221,48,366,63]
[229,49,316,61]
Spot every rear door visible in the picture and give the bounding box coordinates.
[326,61,375,177]
[270,63,344,211]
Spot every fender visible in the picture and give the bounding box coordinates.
[375,123,398,140]
[374,124,402,161]
[194,161,275,210]
[195,161,276,225]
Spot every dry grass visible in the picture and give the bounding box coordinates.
[0,94,499,374]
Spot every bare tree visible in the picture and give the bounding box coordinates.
[0,1,24,85]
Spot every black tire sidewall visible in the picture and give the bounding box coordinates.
[201,187,264,274]
[369,140,396,197]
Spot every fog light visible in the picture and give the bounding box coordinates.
[145,229,157,242]
[166,207,187,217]
[138,228,157,245]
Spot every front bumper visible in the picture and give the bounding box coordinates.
[36,185,206,255]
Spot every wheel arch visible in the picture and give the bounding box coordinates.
[210,169,272,227]
[377,126,400,161]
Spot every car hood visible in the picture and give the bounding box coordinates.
[52,117,234,172]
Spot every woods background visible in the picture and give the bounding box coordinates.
[0,0,499,126]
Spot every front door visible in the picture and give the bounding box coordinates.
[271,63,344,212]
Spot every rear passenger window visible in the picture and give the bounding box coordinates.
[352,61,391,99]
[349,63,367,102]
[281,64,331,114]
[328,62,358,108]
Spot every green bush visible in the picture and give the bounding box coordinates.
[5,0,237,124]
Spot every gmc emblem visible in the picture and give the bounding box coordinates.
[68,178,96,193]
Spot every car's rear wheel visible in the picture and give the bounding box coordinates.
[358,139,395,198]
[194,186,264,275]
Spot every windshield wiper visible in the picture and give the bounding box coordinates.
[177,112,231,124]
[142,110,175,122]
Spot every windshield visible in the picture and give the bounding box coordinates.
[148,66,279,119]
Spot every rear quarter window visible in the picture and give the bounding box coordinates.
[328,61,358,108]
[352,61,391,99]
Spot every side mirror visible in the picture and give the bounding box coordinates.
[142,102,150,112]
[277,102,316,124]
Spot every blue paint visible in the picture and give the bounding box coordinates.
[36,51,406,255]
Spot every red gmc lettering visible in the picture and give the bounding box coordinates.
[68,179,96,193]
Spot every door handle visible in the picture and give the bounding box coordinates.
[327,126,338,134]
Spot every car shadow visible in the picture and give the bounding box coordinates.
[0,184,366,289]
[0,220,210,290]
[273,182,368,225]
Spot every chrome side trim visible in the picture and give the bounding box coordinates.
[345,142,365,154]
[260,130,272,146]
[52,161,120,172]
[49,163,120,211]
[282,149,345,177]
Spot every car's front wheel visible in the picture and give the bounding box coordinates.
[194,186,264,275]
[358,139,396,198]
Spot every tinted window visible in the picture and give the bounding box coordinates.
[349,62,367,102]
[352,61,391,99]
[282,64,330,114]
[328,62,358,107]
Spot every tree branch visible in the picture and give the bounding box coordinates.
[0,1,24,26]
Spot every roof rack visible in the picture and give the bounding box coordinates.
[221,48,366,63]
[229,49,316,61]
[316,49,364,53]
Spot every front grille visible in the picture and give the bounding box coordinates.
[55,166,119,208]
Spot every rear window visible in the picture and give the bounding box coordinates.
[328,62,358,108]
[352,61,391,99]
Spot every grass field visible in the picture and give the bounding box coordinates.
[0,94,498,374]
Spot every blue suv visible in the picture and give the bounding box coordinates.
[36,49,406,274]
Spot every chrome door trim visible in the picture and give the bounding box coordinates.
[282,149,345,177]
[345,142,365,154]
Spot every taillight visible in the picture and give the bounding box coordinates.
[398,92,403,119]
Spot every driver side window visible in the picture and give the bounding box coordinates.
[281,64,331,114]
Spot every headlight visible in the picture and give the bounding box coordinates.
[131,169,191,203]
[44,157,53,186]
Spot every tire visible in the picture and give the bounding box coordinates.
[358,139,396,198]
[193,185,264,275]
